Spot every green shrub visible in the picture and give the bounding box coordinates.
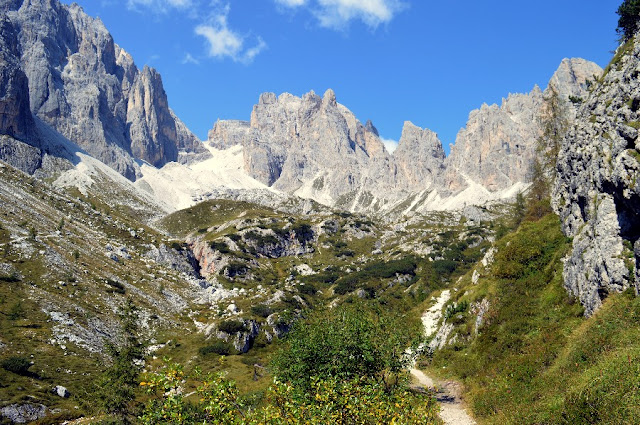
[302,270,339,285]
[271,302,419,392]
[199,341,232,356]
[210,241,231,254]
[336,249,355,258]
[1,356,32,375]
[221,262,248,277]
[298,283,317,295]
[444,301,469,319]
[106,278,126,294]
[250,304,272,318]
[291,222,313,244]
[432,259,458,276]
[333,257,418,295]
[140,362,439,424]
[218,320,246,334]
[244,231,279,246]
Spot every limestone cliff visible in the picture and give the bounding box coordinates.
[0,0,207,179]
[553,39,640,316]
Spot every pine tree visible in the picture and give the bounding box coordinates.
[95,298,146,424]
[526,85,569,220]
[617,0,640,42]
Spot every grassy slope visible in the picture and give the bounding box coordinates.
[426,213,640,424]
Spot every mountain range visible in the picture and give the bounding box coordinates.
[1,1,640,423]
[0,0,602,216]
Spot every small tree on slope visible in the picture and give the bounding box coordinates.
[617,0,640,42]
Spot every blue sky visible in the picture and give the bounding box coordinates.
[65,0,621,153]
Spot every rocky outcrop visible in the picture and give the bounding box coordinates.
[127,66,179,168]
[443,88,545,193]
[0,403,47,424]
[548,58,603,102]
[208,90,445,208]
[1,0,205,179]
[0,15,36,143]
[441,58,602,198]
[393,121,445,191]
[553,40,640,316]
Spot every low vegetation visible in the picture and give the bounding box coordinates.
[426,211,640,424]
[139,303,439,424]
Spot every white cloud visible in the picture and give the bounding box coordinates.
[274,0,405,29]
[275,0,308,6]
[380,137,398,154]
[316,0,405,29]
[182,52,200,65]
[127,0,193,12]
[195,7,267,64]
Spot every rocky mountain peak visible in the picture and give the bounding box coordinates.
[259,92,277,105]
[0,0,206,179]
[549,57,603,100]
[322,88,337,108]
[391,121,445,189]
[364,119,379,136]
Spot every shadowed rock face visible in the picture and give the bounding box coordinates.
[554,41,640,316]
[0,15,36,144]
[0,0,206,179]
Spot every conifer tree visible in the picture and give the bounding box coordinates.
[617,0,640,42]
[95,298,146,424]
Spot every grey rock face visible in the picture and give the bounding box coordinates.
[145,243,201,278]
[443,58,602,196]
[443,88,545,193]
[0,403,47,424]
[0,15,37,144]
[208,90,445,208]
[127,66,179,168]
[2,0,203,179]
[548,58,603,101]
[0,134,41,173]
[393,121,446,191]
[553,42,640,316]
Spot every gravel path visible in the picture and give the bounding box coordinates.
[410,367,476,425]
[410,290,477,425]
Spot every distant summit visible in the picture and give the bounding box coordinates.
[0,0,207,180]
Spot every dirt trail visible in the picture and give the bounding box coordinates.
[410,367,476,425]
[410,290,477,425]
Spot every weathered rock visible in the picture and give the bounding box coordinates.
[206,60,600,214]
[126,66,179,167]
[0,403,47,424]
[443,88,546,193]
[393,121,445,191]
[145,244,201,278]
[208,90,444,210]
[0,15,37,144]
[53,385,70,398]
[1,0,204,179]
[553,39,640,316]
